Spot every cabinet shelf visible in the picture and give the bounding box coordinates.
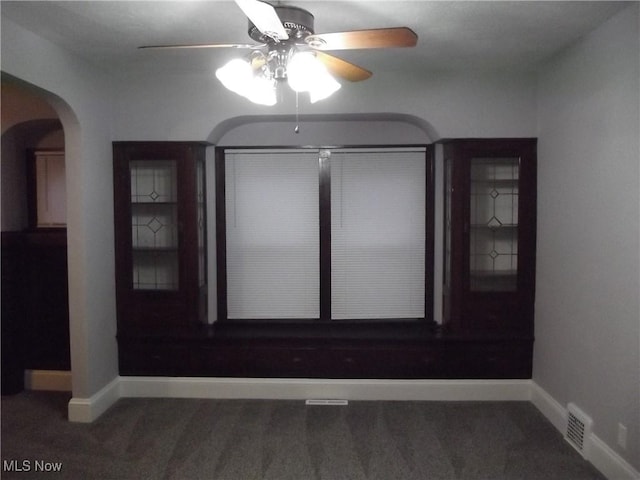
[470,223,517,230]
[471,179,519,187]
[131,201,177,206]
[132,246,179,253]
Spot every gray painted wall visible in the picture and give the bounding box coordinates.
[535,4,639,470]
[110,70,537,141]
[2,19,118,398]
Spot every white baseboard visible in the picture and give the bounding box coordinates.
[68,377,530,422]
[589,434,640,480]
[530,381,567,433]
[24,370,72,392]
[67,377,120,423]
[118,377,532,401]
[530,381,640,480]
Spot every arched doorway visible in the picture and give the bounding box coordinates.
[1,79,71,393]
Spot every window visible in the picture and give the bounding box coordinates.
[224,150,320,318]
[216,146,434,323]
[331,150,426,319]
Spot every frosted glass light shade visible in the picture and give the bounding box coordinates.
[215,58,253,95]
[245,76,277,106]
[309,74,341,103]
[216,51,339,105]
[287,52,320,92]
[288,51,341,102]
[216,58,276,106]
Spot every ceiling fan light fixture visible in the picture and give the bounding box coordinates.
[308,74,341,103]
[287,51,341,102]
[216,49,340,106]
[287,51,320,92]
[215,58,253,95]
[245,76,278,106]
[215,57,276,105]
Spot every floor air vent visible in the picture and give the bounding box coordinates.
[305,399,348,406]
[566,403,592,457]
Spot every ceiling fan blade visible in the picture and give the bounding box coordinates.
[307,27,417,50]
[234,0,288,41]
[139,43,262,50]
[315,52,372,82]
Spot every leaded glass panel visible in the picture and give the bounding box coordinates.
[132,251,179,291]
[469,157,519,292]
[130,160,179,291]
[131,204,178,249]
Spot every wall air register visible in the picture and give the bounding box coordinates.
[565,402,593,458]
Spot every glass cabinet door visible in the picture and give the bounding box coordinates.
[130,160,179,290]
[469,157,519,292]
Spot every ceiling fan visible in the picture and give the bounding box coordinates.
[140,0,418,105]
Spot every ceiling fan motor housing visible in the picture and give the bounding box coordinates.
[248,5,315,42]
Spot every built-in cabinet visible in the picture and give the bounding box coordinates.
[443,138,536,334]
[114,139,536,379]
[113,142,208,331]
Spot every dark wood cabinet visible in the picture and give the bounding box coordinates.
[2,229,71,393]
[113,142,208,331]
[2,232,27,393]
[443,139,536,334]
[114,139,535,380]
[116,327,533,379]
[23,230,70,370]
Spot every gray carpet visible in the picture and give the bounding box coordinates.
[1,391,605,479]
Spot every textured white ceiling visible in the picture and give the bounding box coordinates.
[1,1,630,75]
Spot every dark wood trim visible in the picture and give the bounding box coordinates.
[199,156,209,323]
[442,142,468,330]
[517,140,537,335]
[112,144,133,329]
[318,150,331,321]
[25,149,38,229]
[424,144,435,321]
[215,149,228,321]
[177,147,194,298]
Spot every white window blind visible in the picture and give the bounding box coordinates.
[330,148,426,319]
[225,150,319,318]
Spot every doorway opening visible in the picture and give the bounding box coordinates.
[1,79,71,393]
